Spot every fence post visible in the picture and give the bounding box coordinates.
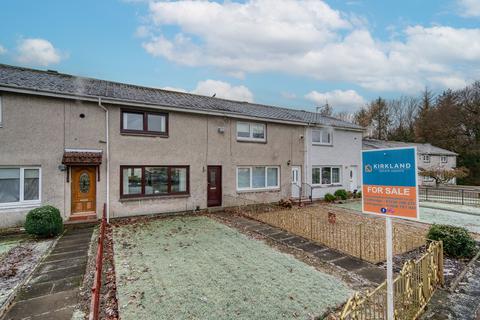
[359,224,363,260]
[425,187,428,201]
[461,189,464,205]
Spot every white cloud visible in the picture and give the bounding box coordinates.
[138,0,480,93]
[16,38,63,66]
[0,45,6,54]
[305,89,366,111]
[161,80,254,102]
[193,80,254,102]
[457,0,480,17]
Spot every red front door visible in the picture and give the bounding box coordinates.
[207,166,222,207]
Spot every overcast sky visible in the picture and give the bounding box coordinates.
[1,0,479,113]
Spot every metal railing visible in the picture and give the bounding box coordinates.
[292,182,313,204]
[89,204,107,320]
[338,240,444,320]
[420,186,480,206]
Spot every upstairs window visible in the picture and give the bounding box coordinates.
[312,128,332,145]
[0,167,41,207]
[236,122,266,142]
[441,156,448,163]
[422,155,431,163]
[121,109,168,136]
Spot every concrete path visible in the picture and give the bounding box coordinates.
[1,226,93,320]
[217,213,386,285]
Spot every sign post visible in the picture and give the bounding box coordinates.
[361,147,419,320]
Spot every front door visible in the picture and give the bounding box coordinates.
[207,166,222,207]
[291,166,301,198]
[349,166,358,192]
[71,166,96,214]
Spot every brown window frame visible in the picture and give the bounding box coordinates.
[120,165,189,199]
[121,109,169,136]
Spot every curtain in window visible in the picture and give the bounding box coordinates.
[252,124,265,139]
[321,167,331,184]
[237,123,250,138]
[24,169,40,200]
[252,167,266,188]
[237,168,250,188]
[312,168,321,184]
[171,168,187,193]
[267,167,278,187]
[123,168,142,195]
[0,169,20,203]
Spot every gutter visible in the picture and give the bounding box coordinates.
[0,85,364,132]
[97,98,110,223]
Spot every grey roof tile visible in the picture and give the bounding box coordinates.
[0,64,363,130]
[362,139,457,156]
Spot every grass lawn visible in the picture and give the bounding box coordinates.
[336,201,480,234]
[113,216,352,320]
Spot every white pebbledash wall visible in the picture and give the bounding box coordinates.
[304,127,363,199]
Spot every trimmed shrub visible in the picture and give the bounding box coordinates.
[324,193,336,202]
[356,191,362,198]
[334,189,348,200]
[427,224,477,258]
[25,205,63,238]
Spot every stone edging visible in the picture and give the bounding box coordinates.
[449,250,480,293]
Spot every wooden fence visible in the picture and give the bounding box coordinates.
[337,240,444,320]
[245,208,426,264]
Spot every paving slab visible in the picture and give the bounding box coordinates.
[36,257,87,274]
[30,306,77,320]
[43,249,88,262]
[298,242,326,253]
[30,264,86,285]
[269,231,294,240]
[356,267,386,284]
[257,227,283,236]
[332,256,371,271]
[51,243,90,254]
[280,236,310,247]
[2,290,78,320]
[313,249,345,262]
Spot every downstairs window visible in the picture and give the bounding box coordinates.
[237,166,279,191]
[0,167,41,207]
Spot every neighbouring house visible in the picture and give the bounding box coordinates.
[362,139,458,186]
[0,64,363,227]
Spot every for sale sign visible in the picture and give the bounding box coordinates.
[362,147,419,220]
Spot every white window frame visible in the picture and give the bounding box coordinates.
[422,155,431,163]
[0,167,42,208]
[236,166,280,191]
[236,121,266,142]
[441,156,448,163]
[311,166,342,186]
[312,128,333,146]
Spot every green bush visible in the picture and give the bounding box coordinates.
[25,205,63,238]
[334,189,348,200]
[324,193,336,202]
[356,191,362,198]
[427,224,477,258]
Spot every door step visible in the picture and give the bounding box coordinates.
[68,212,98,222]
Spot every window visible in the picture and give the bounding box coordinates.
[121,109,168,136]
[312,166,341,185]
[423,176,435,182]
[441,156,448,163]
[422,155,431,163]
[236,166,279,190]
[121,166,189,198]
[236,122,266,142]
[312,128,332,145]
[0,167,41,207]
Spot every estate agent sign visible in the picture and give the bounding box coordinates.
[362,147,419,220]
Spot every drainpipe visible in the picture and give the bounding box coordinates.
[97,98,110,223]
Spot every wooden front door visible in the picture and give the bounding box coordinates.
[71,166,96,214]
[207,166,222,207]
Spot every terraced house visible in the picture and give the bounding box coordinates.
[0,64,363,227]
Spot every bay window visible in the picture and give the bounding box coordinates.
[0,167,41,206]
[121,109,168,136]
[121,166,189,198]
[312,166,341,185]
[237,166,279,191]
[236,121,266,142]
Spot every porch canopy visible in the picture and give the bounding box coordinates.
[62,149,103,166]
